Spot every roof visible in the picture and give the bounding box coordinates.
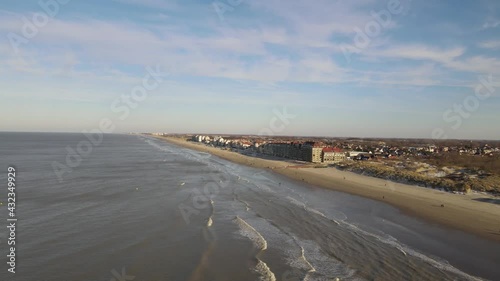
[323,147,343,153]
[303,141,326,147]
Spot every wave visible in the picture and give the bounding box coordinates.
[207,200,215,227]
[286,196,343,225]
[338,222,482,280]
[285,195,479,280]
[286,235,358,281]
[234,216,268,251]
[145,135,480,280]
[255,260,277,281]
[285,194,478,279]
[234,216,277,281]
[235,194,251,211]
[231,198,359,281]
[300,246,316,274]
[299,239,358,281]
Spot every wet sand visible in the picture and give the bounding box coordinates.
[155,136,500,242]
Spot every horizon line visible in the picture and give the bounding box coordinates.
[2,131,498,142]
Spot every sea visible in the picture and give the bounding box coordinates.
[0,132,499,281]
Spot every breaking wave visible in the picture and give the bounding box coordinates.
[255,260,277,281]
[336,221,482,280]
[234,216,268,251]
[234,216,277,281]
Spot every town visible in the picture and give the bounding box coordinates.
[151,133,500,195]
[171,134,500,163]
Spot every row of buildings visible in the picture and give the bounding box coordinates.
[188,134,500,164]
[192,135,254,149]
[259,141,352,163]
[191,135,352,164]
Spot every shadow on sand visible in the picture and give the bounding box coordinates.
[473,198,500,205]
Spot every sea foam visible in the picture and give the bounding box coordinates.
[234,216,268,251]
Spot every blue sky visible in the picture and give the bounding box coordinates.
[1,0,499,139]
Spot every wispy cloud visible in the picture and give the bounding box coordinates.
[0,0,499,137]
[478,40,500,49]
[366,45,466,64]
[481,18,500,29]
[111,0,178,10]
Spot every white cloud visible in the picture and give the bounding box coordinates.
[478,40,500,50]
[367,45,466,64]
[110,0,178,10]
[360,44,500,75]
[0,1,498,88]
[482,18,500,29]
[445,56,500,75]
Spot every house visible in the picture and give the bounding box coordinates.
[349,151,372,160]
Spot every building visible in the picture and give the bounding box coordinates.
[289,142,303,160]
[322,147,347,163]
[349,151,372,160]
[302,142,326,163]
[275,142,292,158]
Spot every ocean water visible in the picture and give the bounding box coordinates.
[0,132,499,281]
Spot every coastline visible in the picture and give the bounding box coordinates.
[154,136,500,242]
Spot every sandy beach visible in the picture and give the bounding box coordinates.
[156,136,500,242]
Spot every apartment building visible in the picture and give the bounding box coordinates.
[302,142,325,163]
[322,147,347,163]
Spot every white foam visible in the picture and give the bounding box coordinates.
[293,239,358,281]
[233,216,277,281]
[300,246,316,273]
[234,216,268,251]
[231,200,357,281]
[255,260,277,281]
[236,197,251,211]
[308,208,327,219]
[338,222,482,280]
[286,196,332,221]
[207,200,215,227]
[145,136,477,280]
[284,193,477,279]
[287,196,307,209]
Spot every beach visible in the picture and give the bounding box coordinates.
[7,132,499,280]
[156,136,500,242]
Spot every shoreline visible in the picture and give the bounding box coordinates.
[154,136,500,242]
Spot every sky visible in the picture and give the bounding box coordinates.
[0,0,499,139]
